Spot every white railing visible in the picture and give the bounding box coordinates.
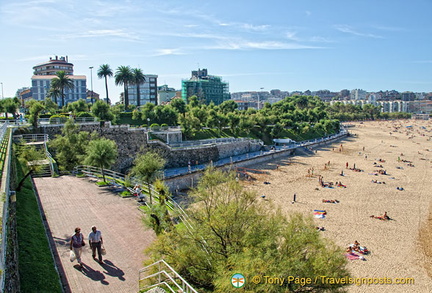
[168,137,262,149]
[73,165,195,234]
[13,133,49,143]
[139,259,198,293]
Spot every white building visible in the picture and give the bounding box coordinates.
[350,89,367,100]
[31,56,87,106]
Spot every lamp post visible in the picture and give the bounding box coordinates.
[89,66,94,104]
[147,117,150,128]
[0,82,3,99]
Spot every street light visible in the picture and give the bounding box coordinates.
[0,82,3,99]
[89,66,94,104]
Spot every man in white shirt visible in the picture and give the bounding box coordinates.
[88,225,104,263]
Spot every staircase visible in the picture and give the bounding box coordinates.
[14,134,56,178]
[32,162,52,177]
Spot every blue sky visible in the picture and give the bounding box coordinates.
[1,0,431,103]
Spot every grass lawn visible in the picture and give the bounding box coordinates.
[15,158,62,292]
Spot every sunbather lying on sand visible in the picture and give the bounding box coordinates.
[322,199,339,203]
[371,180,386,184]
[370,211,391,220]
[336,182,346,188]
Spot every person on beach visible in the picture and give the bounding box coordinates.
[70,227,85,268]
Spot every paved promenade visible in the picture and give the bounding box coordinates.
[33,176,156,293]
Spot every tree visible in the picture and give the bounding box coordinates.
[131,68,146,107]
[143,179,173,235]
[26,100,45,131]
[46,87,61,106]
[97,64,113,104]
[170,98,187,117]
[49,119,98,171]
[115,66,133,108]
[43,97,58,114]
[15,141,46,190]
[147,168,350,292]
[2,98,19,120]
[67,99,88,114]
[178,113,201,139]
[91,100,114,121]
[50,71,74,107]
[130,151,166,205]
[219,100,238,114]
[83,138,118,182]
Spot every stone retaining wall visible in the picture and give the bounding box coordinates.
[39,124,265,173]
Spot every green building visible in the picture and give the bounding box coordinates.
[181,68,230,105]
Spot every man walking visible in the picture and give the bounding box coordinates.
[88,225,103,264]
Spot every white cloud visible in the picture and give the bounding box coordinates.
[285,31,299,41]
[61,29,141,41]
[211,40,323,50]
[153,49,186,56]
[335,25,383,39]
[241,23,270,31]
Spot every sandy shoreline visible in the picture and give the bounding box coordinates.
[242,119,432,292]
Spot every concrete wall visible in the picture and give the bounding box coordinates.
[164,148,295,192]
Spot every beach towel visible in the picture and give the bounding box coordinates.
[314,210,326,218]
[345,253,365,260]
[345,252,360,260]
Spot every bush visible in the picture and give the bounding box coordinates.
[76,111,93,117]
[49,114,68,124]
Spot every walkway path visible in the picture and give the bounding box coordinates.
[33,175,156,293]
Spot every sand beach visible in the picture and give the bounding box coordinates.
[242,119,432,292]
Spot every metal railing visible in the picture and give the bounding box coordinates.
[0,125,13,291]
[13,133,49,143]
[168,137,263,149]
[72,165,194,232]
[139,259,198,293]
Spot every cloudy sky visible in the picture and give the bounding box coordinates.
[1,0,431,103]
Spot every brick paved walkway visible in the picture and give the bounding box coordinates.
[33,176,156,293]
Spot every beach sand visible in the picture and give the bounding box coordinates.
[241,119,432,292]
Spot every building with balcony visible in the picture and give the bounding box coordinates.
[33,55,74,75]
[30,56,87,106]
[127,74,158,106]
[181,68,230,105]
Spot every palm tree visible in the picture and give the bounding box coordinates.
[97,64,113,104]
[84,138,118,182]
[115,66,132,108]
[51,71,74,107]
[131,151,166,205]
[131,68,146,107]
[47,87,62,105]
